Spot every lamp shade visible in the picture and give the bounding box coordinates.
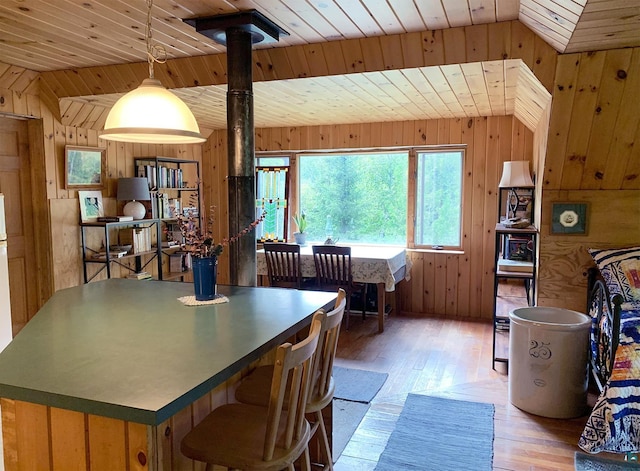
[117,178,151,201]
[101,79,205,144]
[498,161,534,188]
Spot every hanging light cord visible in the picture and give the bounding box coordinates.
[145,0,166,79]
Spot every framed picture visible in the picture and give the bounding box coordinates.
[65,146,106,189]
[78,190,104,222]
[551,203,588,235]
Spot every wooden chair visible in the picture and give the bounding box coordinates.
[264,242,303,289]
[235,289,347,470]
[180,312,323,471]
[312,245,366,330]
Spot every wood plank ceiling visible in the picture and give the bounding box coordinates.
[0,0,637,132]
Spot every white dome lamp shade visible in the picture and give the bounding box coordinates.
[118,178,151,220]
[100,0,205,145]
[101,79,205,144]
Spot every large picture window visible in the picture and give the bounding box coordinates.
[298,151,408,245]
[414,148,464,249]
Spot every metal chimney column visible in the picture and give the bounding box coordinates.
[184,10,289,287]
[226,27,255,286]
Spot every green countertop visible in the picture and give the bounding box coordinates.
[0,279,336,425]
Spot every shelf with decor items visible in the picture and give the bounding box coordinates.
[492,161,537,369]
[134,156,202,281]
[80,219,163,283]
[134,156,201,221]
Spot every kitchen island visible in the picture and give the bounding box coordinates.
[0,279,335,470]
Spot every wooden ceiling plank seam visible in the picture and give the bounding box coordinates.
[379,69,442,118]
[301,43,331,77]
[252,49,276,82]
[378,33,406,71]
[495,0,521,21]
[527,0,582,23]
[579,8,640,23]
[468,0,499,25]
[414,0,450,30]
[519,4,575,39]
[420,29,446,67]
[333,0,385,37]
[517,10,568,52]
[61,0,218,57]
[543,53,580,189]
[282,45,313,79]
[400,32,428,69]
[582,0,638,13]
[264,47,296,80]
[442,27,468,64]
[384,0,426,33]
[422,66,466,115]
[306,0,365,38]
[465,23,490,63]
[0,66,31,92]
[400,68,449,119]
[559,50,607,190]
[0,31,112,71]
[566,37,640,50]
[460,62,493,115]
[269,0,336,43]
[60,100,86,127]
[510,19,537,66]
[441,0,474,28]
[0,2,146,65]
[621,119,640,190]
[571,23,640,39]
[340,73,412,121]
[359,0,406,35]
[311,41,346,76]
[482,59,506,115]
[440,63,480,115]
[582,48,634,190]
[487,20,512,61]
[339,37,367,74]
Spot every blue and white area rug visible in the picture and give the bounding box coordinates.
[375,394,494,471]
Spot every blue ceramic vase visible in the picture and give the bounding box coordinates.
[192,256,217,301]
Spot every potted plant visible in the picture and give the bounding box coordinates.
[177,204,265,300]
[292,212,307,246]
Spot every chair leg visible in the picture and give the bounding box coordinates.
[361,284,367,321]
[300,447,311,471]
[315,410,334,470]
[345,295,351,331]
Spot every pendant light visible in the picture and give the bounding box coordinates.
[100,0,205,144]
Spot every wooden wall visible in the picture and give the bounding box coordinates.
[204,116,534,320]
[0,65,201,294]
[537,47,640,311]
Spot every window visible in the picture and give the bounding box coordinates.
[298,152,408,245]
[414,148,464,249]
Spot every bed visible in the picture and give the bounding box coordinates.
[579,246,640,454]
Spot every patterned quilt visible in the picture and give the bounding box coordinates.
[580,304,640,453]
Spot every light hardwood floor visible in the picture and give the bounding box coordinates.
[332,280,607,471]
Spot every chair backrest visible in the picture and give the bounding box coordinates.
[310,289,347,405]
[312,245,352,290]
[264,242,302,289]
[263,311,323,461]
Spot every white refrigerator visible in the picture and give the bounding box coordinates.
[0,194,12,352]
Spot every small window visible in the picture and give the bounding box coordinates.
[414,149,464,249]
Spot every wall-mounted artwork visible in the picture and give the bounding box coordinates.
[551,203,588,235]
[65,146,105,189]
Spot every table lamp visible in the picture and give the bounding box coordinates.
[498,161,534,220]
[117,177,151,220]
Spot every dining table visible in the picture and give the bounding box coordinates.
[0,279,336,470]
[257,244,411,333]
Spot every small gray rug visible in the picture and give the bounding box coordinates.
[333,366,388,403]
[333,399,370,460]
[375,394,494,471]
[575,452,640,470]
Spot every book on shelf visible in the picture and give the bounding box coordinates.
[97,216,134,222]
[92,250,128,260]
[127,271,152,280]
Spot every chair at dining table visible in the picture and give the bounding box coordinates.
[263,242,303,289]
[312,245,366,330]
[180,311,324,471]
[235,289,347,470]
